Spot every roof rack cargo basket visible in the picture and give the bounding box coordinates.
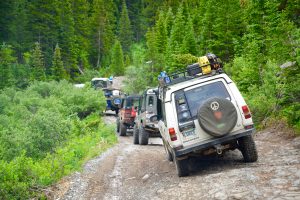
[158,53,224,87]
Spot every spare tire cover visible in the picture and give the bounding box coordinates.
[112,97,121,106]
[197,97,237,137]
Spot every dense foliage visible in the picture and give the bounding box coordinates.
[0,0,299,197]
[125,0,299,132]
[0,81,117,198]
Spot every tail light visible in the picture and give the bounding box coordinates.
[169,128,177,141]
[242,105,251,119]
[131,107,136,118]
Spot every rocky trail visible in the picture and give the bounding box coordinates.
[49,76,300,200]
[49,117,300,200]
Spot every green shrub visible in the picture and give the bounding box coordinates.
[0,83,117,199]
[0,80,106,161]
[280,103,300,133]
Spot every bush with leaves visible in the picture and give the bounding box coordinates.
[0,81,116,199]
[0,117,116,199]
[0,80,106,161]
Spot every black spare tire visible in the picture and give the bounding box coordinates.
[112,97,121,107]
[197,97,237,137]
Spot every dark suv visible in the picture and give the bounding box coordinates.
[133,88,161,145]
[103,88,123,114]
[116,95,140,136]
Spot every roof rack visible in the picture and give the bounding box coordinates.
[158,53,224,87]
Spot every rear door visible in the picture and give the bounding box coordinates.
[146,94,157,117]
[175,79,244,145]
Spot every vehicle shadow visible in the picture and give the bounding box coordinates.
[188,150,247,176]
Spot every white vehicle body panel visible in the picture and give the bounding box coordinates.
[158,73,254,150]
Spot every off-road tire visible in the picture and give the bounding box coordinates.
[139,126,149,145]
[116,118,120,133]
[238,135,258,162]
[133,125,139,144]
[173,153,189,177]
[163,140,173,161]
[119,122,127,136]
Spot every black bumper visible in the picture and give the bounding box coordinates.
[174,129,254,157]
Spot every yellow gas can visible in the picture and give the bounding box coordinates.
[198,56,211,74]
[198,56,210,67]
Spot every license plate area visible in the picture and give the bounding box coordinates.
[182,129,195,137]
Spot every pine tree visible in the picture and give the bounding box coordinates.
[72,0,91,70]
[0,43,16,89]
[0,1,12,43]
[165,4,187,69]
[56,0,78,78]
[51,44,67,81]
[182,15,197,55]
[118,0,133,55]
[164,8,174,37]
[27,0,60,71]
[8,0,31,62]
[168,5,186,54]
[126,0,146,41]
[155,11,167,54]
[90,0,116,68]
[124,55,131,67]
[110,40,124,75]
[199,0,216,54]
[30,42,45,81]
[145,28,158,67]
[210,0,243,61]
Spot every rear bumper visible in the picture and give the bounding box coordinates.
[174,129,254,157]
[123,118,135,126]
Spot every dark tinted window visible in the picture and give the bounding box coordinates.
[125,97,140,108]
[184,81,230,117]
[92,80,107,88]
[148,96,154,106]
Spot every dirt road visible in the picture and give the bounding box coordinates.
[50,112,300,200]
[49,77,300,199]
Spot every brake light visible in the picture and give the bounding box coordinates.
[169,128,177,141]
[131,107,136,118]
[242,105,251,119]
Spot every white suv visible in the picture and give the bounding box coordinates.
[158,54,258,177]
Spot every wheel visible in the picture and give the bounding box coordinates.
[163,140,173,161]
[238,135,258,162]
[173,152,189,177]
[119,122,127,136]
[139,126,149,145]
[116,118,120,133]
[133,125,139,144]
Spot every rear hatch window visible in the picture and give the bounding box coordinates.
[124,97,140,109]
[175,81,231,122]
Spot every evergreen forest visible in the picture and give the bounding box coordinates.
[0,0,299,198]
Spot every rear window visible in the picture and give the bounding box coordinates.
[175,81,231,119]
[148,96,154,107]
[125,97,140,108]
[92,80,107,88]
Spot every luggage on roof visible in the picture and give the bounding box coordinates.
[159,53,224,87]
